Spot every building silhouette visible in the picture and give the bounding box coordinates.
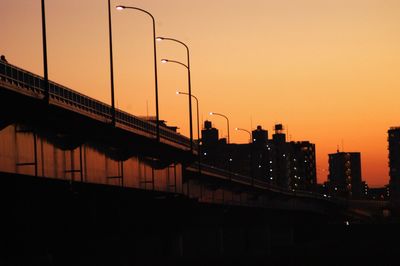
[201,122,317,191]
[388,127,400,201]
[290,141,317,191]
[327,152,363,198]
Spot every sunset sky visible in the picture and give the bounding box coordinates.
[1,0,400,186]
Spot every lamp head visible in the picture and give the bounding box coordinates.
[161,59,168,63]
[209,112,214,115]
[116,5,125,10]
[176,91,180,95]
[156,37,164,41]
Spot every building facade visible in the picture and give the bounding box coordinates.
[327,152,363,198]
[388,127,400,201]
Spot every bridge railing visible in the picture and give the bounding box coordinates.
[0,60,193,150]
[189,163,332,201]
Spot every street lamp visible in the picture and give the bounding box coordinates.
[235,128,252,143]
[107,0,117,126]
[235,127,254,183]
[41,0,49,103]
[161,58,193,152]
[176,91,200,144]
[157,36,193,152]
[116,5,160,142]
[209,112,230,144]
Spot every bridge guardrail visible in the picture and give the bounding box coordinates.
[0,61,193,150]
[189,162,334,202]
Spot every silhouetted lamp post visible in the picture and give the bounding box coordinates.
[161,58,193,152]
[157,37,193,152]
[210,112,230,144]
[116,5,160,142]
[41,0,49,103]
[235,128,251,143]
[107,0,117,126]
[235,127,254,183]
[177,91,200,144]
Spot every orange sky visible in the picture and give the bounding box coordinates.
[1,0,400,187]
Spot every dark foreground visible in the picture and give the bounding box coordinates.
[1,172,399,266]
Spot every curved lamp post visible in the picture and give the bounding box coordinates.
[235,127,254,183]
[41,0,49,103]
[210,112,230,144]
[235,128,251,143]
[161,58,193,152]
[177,91,200,143]
[116,5,160,142]
[157,37,193,152]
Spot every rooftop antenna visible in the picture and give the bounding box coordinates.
[337,144,340,153]
[341,139,344,152]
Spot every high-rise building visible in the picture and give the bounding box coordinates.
[290,141,317,191]
[271,124,291,187]
[201,120,219,148]
[328,152,363,198]
[252,125,268,145]
[388,127,400,201]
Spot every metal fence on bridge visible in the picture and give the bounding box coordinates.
[0,60,193,150]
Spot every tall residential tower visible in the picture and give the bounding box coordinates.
[388,127,400,201]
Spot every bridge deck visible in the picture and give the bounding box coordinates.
[0,60,194,152]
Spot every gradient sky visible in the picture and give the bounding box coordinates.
[1,0,400,186]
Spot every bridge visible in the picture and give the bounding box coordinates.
[0,59,394,264]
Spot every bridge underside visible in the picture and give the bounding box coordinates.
[0,86,194,165]
[1,172,399,265]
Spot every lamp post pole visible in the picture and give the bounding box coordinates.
[177,91,199,144]
[41,0,49,104]
[161,59,193,152]
[157,37,193,153]
[235,128,251,143]
[116,5,160,141]
[236,127,254,184]
[107,0,116,125]
[210,112,230,144]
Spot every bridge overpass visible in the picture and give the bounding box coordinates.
[0,60,394,264]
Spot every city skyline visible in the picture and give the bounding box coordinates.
[1,0,400,186]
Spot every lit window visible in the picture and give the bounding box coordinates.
[203,152,207,156]
[270,169,273,172]
[229,158,233,162]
